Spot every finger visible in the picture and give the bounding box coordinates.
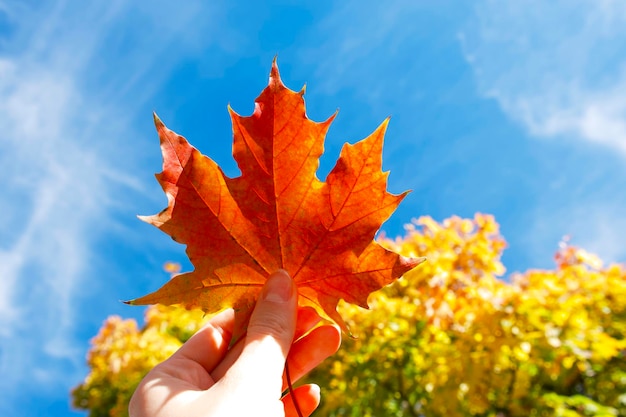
[294,306,322,341]
[130,311,236,415]
[282,324,341,390]
[223,269,298,391]
[170,309,235,374]
[211,305,320,381]
[282,384,321,417]
[209,332,244,381]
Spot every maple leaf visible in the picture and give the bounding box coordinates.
[127,61,424,337]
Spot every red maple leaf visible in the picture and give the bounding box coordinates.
[127,61,423,337]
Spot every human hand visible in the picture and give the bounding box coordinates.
[129,269,341,417]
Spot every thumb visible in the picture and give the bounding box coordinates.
[224,270,298,390]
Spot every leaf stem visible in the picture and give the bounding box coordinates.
[285,361,304,417]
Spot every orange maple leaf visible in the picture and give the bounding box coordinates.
[127,61,423,337]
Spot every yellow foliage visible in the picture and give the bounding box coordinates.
[72,214,626,417]
[310,214,626,416]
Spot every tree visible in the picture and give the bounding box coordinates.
[72,214,626,417]
[309,214,626,417]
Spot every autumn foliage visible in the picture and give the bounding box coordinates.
[126,60,420,339]
[309,214,626,417]
[73,214,626,417]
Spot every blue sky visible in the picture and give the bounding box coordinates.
[2,1,626,416]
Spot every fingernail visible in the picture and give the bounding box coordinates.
[262,269,294,303]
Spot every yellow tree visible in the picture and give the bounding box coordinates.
[72,215,626,417]
[310,214,626,417]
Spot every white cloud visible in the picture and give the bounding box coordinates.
[514,79,626,154]
[462,0,626,155]
[0,0,231,410]
[460,1,626,267]
[0,29,122,407]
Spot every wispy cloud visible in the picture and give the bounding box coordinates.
[299,1,459,113]
[0,4,132,404]
[461,0,626,266]
[0,0,230,412]
[461,0,626,155]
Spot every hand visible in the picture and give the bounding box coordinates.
[129,270,341,417]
